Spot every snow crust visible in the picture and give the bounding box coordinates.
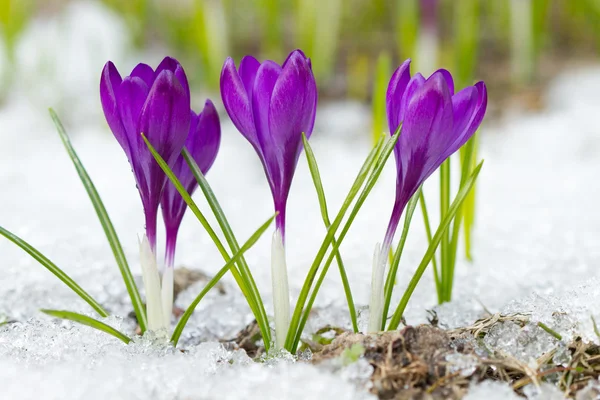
[1,1,600,398]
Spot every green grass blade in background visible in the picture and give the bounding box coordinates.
[143,135,271,349]
[50,109,147,332]
[41,309,131,344]
[192,0,229,89]
[171,213,276,346]
[461,133,479,261]
[387,161,484,330]
[181,147,272,348]
[453,0,480,87]
[0,226,109,317]
[396,0,418,61]
[372,52,391,145]
[380,188,420,330]
[302,133,358,333]
[447,137,476,301]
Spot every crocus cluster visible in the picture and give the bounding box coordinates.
[220,49,317,348]
[368,59,487,332]
[98,50,486,344]
[100,57,220,332]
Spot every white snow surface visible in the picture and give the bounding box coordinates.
[1,1,600,399]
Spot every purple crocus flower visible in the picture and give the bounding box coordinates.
[383,59,487,249]
[100,57,191,251]
[220,49,318,239]
[161,100,221,269]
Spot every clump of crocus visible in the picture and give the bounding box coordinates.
[100,57,192,333]
[220,49,317,348]
[160,100,221,328]
[368,60,487,332]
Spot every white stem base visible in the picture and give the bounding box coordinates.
[161,267,174,330]
[271,229,290,349]
[368,243,387,333]
[139,235,167,332]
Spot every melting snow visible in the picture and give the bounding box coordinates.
[1,1,600,399]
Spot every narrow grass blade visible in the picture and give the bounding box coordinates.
[419,191,441,303]
[380,187,421,330]
[289,129,401,352]
[302,133,358,333]
[372,52,391,145]
[0,226,108,317]
[41,309,130,344]
[49,109,146,332]
[284,133,389,351]
[439,159,451,302]
[181,148,271,348]
[142,134,270,349]
[387,161,484,330]
[447,137,476,301]
[171,213,276,346]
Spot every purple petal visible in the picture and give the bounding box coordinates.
[138,70,191,168]
[191,99,221,174]
[100,62,128,153]
[156,57,190,102]
[161,100,221,251]
[252,60,283,192]
[220,57,261,151]
[116,76,150,160]
[399,73,426,124]
[386,59,412,134]
[398,72,453,199]
[239,55,261,96]
[433,68,454,96]
[130,63,155,88]
[267,51,316,204]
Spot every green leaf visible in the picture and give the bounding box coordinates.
[181,148,271,348]
[171,213,276,346]
[289,128,401,352]
[418,191,441,303]
[41,309,131,344]
[439,158,451,303]
[49,109,147,332]
[142,134,270,350]
[284,133,388,351]
[0,226,108,317]
[381,187,421,330]
[387,161,484,330]
[302,133,358,333]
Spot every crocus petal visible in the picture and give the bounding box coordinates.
[399,73,426,124]
[252,60,283,192]
[221,57,261,150]
[130,63,155,88]
[434,68,455,96]
[139,70,191,167]
[100,62,127,152]
[399,72,453,200]
[135,70,190,218]
[385,59,411,134]
[239,55,261,97]
[192,99,221,174]
[161,100,221,248]
[116,76,150,159]
[156,57,190,101]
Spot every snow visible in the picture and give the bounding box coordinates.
[1,1,600,399]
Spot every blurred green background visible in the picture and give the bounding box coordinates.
[1,0,599,102]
